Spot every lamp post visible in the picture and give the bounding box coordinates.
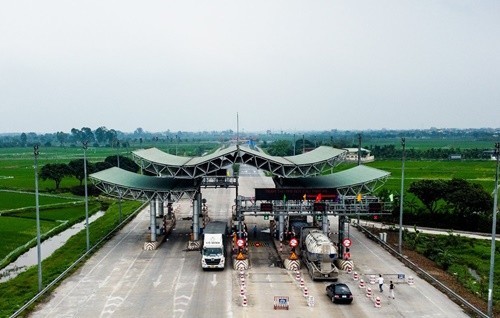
[33,144,42,292]
[293,134,296,156]
[115,139,122,223]
[398,137,406,254]
[83,141,90,251]
[357,133,362,166]
[488,142,500,317]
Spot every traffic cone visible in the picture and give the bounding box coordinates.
[375,296,381,308]
[359,279,365,289]
[353,271,359,280]
[366,287,372,298]
[300,277,304,288]
[242,296,247,307]
[303,286,308,297]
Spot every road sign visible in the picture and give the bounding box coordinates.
[273,296,289,310]
[342,238,352,248]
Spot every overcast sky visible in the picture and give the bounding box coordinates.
[1,1,499,134]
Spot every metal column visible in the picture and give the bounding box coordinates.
[150,200,157,242]
[278,212,285,241]
[338,216,347,259]
[322,211,329,235]
[193,192,200,241]
[158,198,164,218]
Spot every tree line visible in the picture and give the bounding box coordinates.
[380,178,494,232]
[39,155,139,193]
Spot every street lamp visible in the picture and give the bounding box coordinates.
[83,141,90,251]
[115,139,122,222]
[398,137,406,254]
[488,142,500,317]
[33,144,42,291]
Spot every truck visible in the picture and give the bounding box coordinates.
[201,221,228,270]
[299,227,339,281]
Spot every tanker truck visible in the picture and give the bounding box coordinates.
[299,227,339,281]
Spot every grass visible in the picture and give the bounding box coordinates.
[0,200,143,318]
[0,191,81,212]
[366,160,498,194]
[404,231,500,310]
[0,202,101,268]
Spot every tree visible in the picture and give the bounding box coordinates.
[95,126,108,145]
[104,155,139,172]
[444,178,492,219]
[266,140,293,156]
[56,131,68,147]
[105,129,117,146]
[70,128,82,143]
[81,127,95,143]
[94,161,113,172]
[20,133,27,147]
[68,159,95,186]
[39,163,70,189]
[408,179,447,214]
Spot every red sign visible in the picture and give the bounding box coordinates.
[289,238,298,248]
[342,238,352,248]
[236,238,245,247]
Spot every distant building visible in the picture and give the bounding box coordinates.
[343,148,374,163]
[449,154,462,160]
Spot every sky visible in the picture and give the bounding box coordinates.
[1,1,499,134]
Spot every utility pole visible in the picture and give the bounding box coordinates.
[83,141,90,251]
[398,137,406,254]
[357,133,362,166]
[488,142,499,317]
[34,144,42,292]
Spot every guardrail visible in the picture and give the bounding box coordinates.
[10,202,148,318]
[357,224,488,318]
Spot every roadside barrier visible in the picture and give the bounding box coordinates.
[375,296,381,308]
[407,276,415,285]
[369,275,376,284]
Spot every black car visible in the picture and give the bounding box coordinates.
[326,283,353,304]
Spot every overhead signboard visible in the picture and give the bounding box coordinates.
[260,203,273,212]
[255,188,337,201]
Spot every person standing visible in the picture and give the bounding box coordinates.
[378,274,384,292]
[389,281,395,299]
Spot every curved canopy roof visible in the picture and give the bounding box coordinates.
[274,165,390,196]
[89,167,199,201]
[90,146,390,202]
[132,145,347,178]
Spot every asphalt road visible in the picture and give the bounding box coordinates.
[30,165,472,318]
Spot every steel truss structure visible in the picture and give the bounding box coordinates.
[90,167,199,201]
[90,146,390,206]
[132,145,347,178]
[237,195,392,217]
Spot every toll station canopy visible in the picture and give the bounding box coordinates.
[89,145,390,201]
